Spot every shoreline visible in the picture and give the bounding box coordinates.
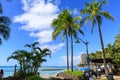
[40,68,64,71]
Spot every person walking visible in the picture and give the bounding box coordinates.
[0,69,4,80]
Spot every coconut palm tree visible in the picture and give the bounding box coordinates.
[51,10,70,71]
[80,0,114,76]
[51,9,83,71]
[0,2,11,44]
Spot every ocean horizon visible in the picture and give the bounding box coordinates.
[0,66,86,78]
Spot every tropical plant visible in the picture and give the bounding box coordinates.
[24,42,51,74]
[51,9,83,71]
[80,0,114,76]
[105,44,115,58]
[115,31,120,47]
[32,48,51,73]
[7,50,28,76]
[90,51,102,59]
[114,31,120,66]
[7,42,51,77]
[0,2,11,44]
[24,42,39,73]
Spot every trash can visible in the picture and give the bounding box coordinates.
[107,73,114,80]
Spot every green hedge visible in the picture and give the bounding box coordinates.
[64,70,84,77]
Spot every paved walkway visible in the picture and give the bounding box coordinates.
[95,75,120,80]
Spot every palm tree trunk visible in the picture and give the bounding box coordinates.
[66,32,69,71]
[98,24,109,76]
[70,34,74,71]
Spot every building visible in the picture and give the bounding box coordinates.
[81,53,87,65]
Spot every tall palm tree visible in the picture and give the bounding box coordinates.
[81,0,114,76]
[51,9,83,71]
[0,2,11,44]
[51,10,70,71]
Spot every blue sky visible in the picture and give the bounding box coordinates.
[0,0,120,66]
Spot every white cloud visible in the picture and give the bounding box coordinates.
[60,52,87,66]
[40,43,64,53]
[14,0,59,31]
[60,53,82,66]
[30,30,53,44]
[14,0,63,52]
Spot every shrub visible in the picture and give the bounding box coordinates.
[25,75,45,80]
[64,70,84,77]
[103,78,107,80]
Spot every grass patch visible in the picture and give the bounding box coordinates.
[64,70,84,77]
[25,75,45,80]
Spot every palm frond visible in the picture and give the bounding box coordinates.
[52,27,62,40]
[81,9,91,15]
[72,30,77,39]
[0,38,2,44]
[0,16,11,25]
[0,3,3,14]
[71,8,76,17]
[35,47,42,52]
[102,0,108,5]
[32,42,39,48]
[0,25,10,40]
[80,16,91,27]
[24,44,31,48]
[99,11,114,21]
[41,48,51,57]
[90,17,96,33]
[62,30,67,42]
[78,29,84,35]
[7,56,17,62]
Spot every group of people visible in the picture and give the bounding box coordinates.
[0,69,4,79]
[83,70,102,80]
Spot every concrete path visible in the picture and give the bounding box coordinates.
[95,75,120,80]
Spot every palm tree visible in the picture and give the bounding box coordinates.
[0,2,11,44]
[25,42,39,53]
[24,42,40,72]
[7,50,27,75]
[81,0,114,76]
[33,48,51,73]
[25,42,51,73]
[115,31,120,47]
[51,9,83,71]
[8,43,51,76]
[51,10,70,71]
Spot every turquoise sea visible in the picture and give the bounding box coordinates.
[0,66,87,77]
[0,66,85,78]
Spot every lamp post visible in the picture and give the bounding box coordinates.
[75,38,90,71]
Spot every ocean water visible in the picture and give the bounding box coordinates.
[0,66,90,78]
[0,66,80,78]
